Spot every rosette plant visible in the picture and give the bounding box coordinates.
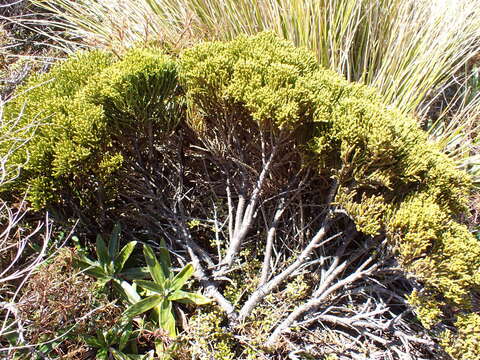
[123,243,210,337]
[74,224,143,303]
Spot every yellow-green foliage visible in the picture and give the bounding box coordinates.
[335,189,387,236]
[180,33,319,130]
[180,33,479,359]
[389,194,480,306]
[2,48,178,210]
[441,313,480,360]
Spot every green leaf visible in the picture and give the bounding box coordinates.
[96,234,110,266]
[171,263,194,291]
[118,323,132,350]
[134,279,164,294]
[143,245,166,286]
[96,329,108,347]
[96,348,109,360]
[73,256,107,279]
[83,265,109,280]
[168,290,211,305]
[84,335,102,348]
[113,280,141,304]
[111,348,130,360]
[157,299,176,337]
[109,223,122,258]
[114,241,137,272]
[123,294,163,319]
[73,255,99,269]
[158,239,172,278]
[97,277,112,288]
[105,328,116,345]
[118,267,149,280]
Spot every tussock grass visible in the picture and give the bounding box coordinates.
[428,80,480,185]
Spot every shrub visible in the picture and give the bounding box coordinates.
[1,47,179,216]
[2,33,479,359]
[179,33,479,358]
[31,0,480,114]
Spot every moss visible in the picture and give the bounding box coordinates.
[183,308,236,360]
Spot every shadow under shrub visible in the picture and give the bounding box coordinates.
[1,33,479,359]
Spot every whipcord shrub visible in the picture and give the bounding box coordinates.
[1,33,479,359]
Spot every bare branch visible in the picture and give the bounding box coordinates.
[259,197,286,286]
[220,143,278,269]
[266,253,378,346]
[184,244,236,318]
[236,180,340,322]
[238,224,340,321]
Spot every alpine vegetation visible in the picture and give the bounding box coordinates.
[2,33,479,359]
